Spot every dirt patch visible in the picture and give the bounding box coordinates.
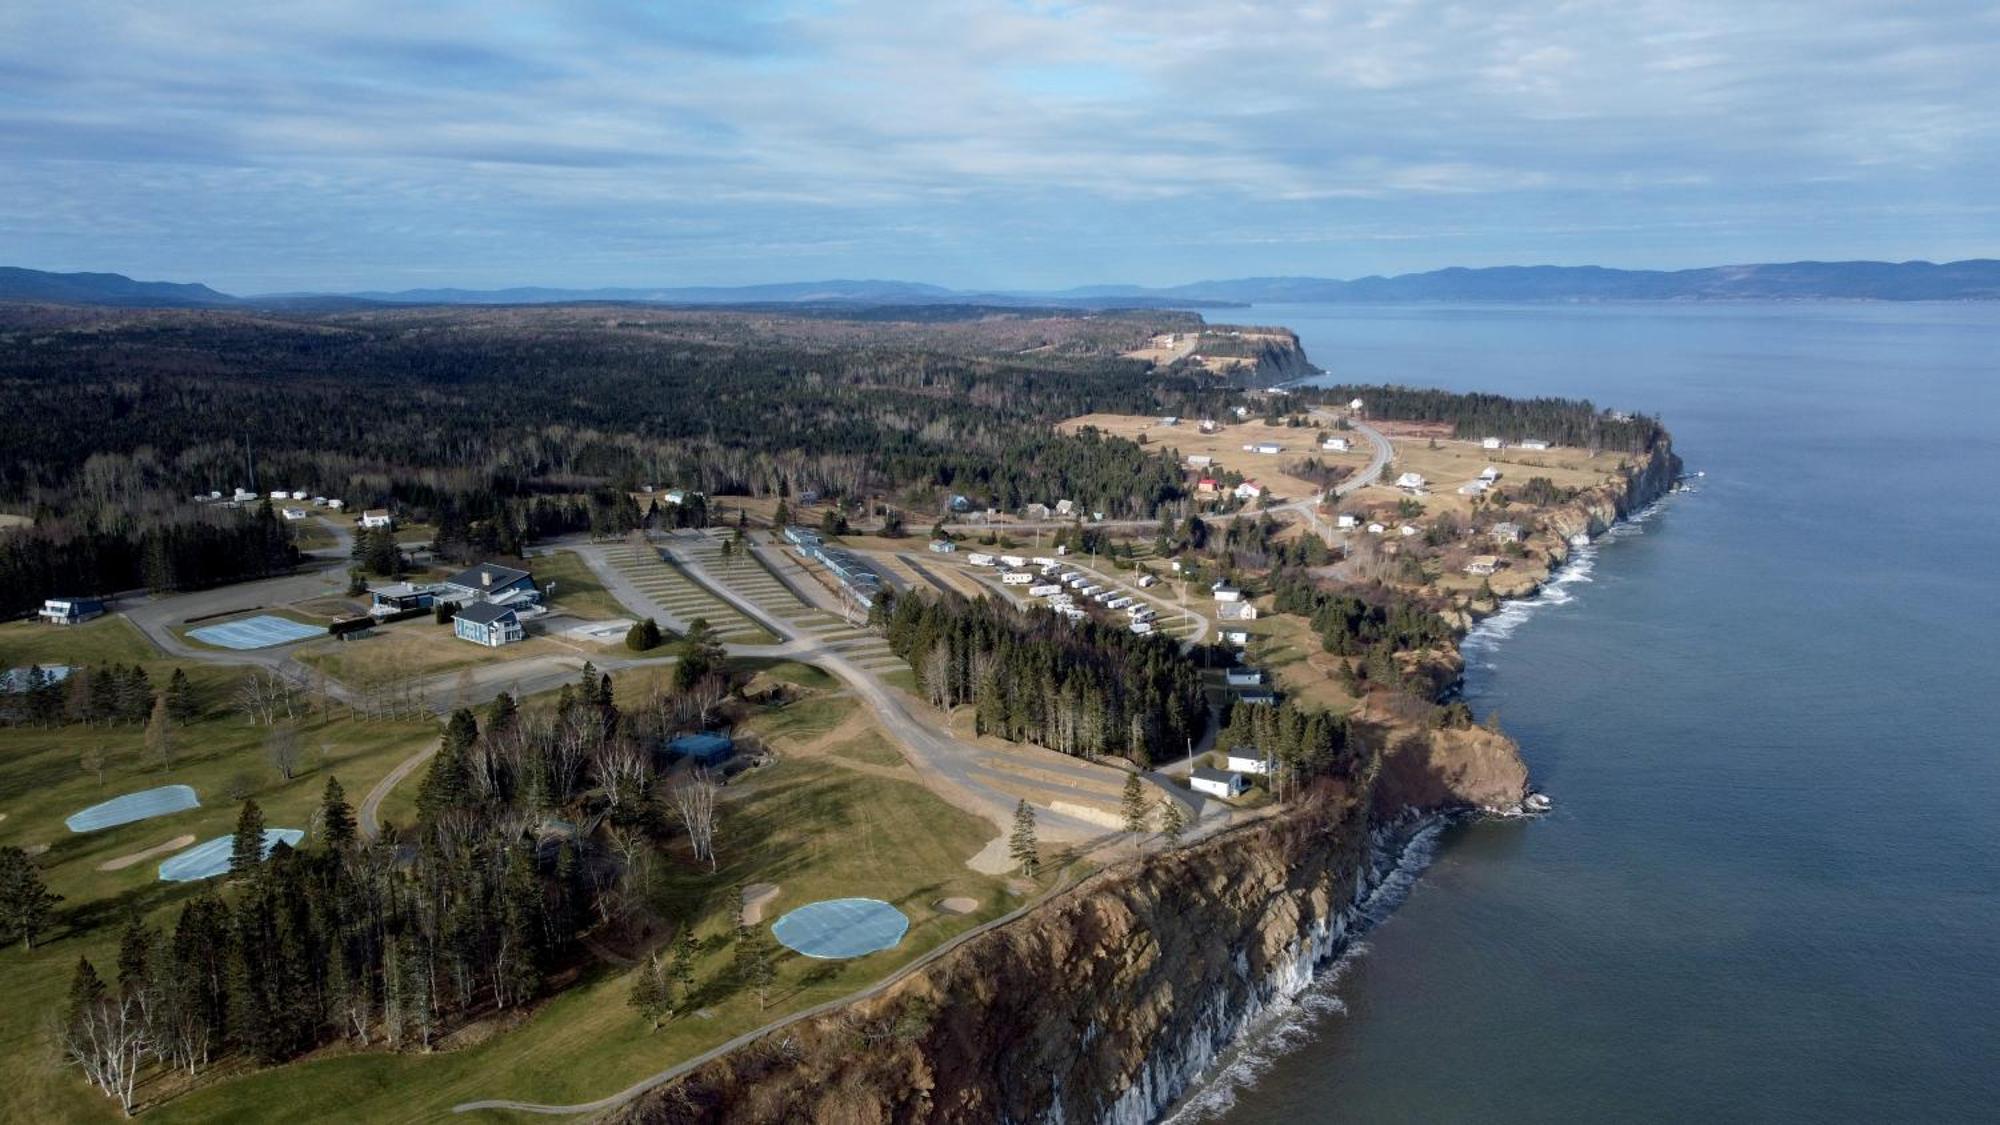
[98,833,197,871]
[967,836,1016,875]
[740,883,781,925]
[934,897,979,915]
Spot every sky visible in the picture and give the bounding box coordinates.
[2,1,1995,293]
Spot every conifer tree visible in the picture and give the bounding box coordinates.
[319,776,356,849]
[166,667,199,723]
[1009,799,1040,877]
[669,927,699,1015]
[1159,801,1188,848]
[1121,772,1152,835]
[229,798,267,876]
[0,846,62,949]
[628,954,668,1031]
[116,915,152,996]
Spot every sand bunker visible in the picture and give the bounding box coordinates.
[740,882,781,925]
[99,834,196,872]
[934,897,979,915]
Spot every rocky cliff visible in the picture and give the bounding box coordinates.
[608,732,1522,1125]
[1541,437,1682,549]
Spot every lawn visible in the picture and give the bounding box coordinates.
[532,548,629,622]
[143,756,1016,1123]
[1243,608,1360,715]
[0,620,438,1123]
[297,620,567,682]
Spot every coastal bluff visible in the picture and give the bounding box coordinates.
[605,733,1523,1125]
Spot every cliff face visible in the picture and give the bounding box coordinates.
[1542,437,1682,548]
[610,732,1521,1125]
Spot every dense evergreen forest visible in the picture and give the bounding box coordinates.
[0,303,1251,611]
[878,593,1207,765]
[1299,383,1664,453]
[0,501,299,617]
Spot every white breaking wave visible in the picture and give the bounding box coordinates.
[1123,493,1675,1124]
[1132,820,1449,1125]
[1461,495,1667,656]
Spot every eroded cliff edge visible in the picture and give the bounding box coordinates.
[607,439,1680,1125]
[608,735,1523,1125]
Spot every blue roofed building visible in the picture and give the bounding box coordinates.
[453,602,524,647]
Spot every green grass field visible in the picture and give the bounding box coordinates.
[140,756,1012,1123]
[3,618,1019,1120]
[533,549,628,622]
[0,618,439,1123]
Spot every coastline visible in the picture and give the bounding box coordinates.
[605,418,1684,1125]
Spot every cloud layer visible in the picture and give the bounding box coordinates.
[2,1,1994,290]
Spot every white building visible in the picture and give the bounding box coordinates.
[1399,524,1420,537]
[1458,480,1489,496]
[1235,481,1264,500]
[1491,522,1523,544]
[1348,398,1364,411]
[1190,766,1249,799]
[1224,748,1270,775]
[360,509,393,529]
[1367,522,1387,535]
[1479,465,1501,482]
[1336,514,1359,530]
[1482,437,1504,450]
[1055,499,1077,516]
[1521,439,1551,451]
[1186,455,1214,468]
[1213,585,1244,603]
[1222,629,1249,645]
[1322,436,1351,452]
[1395,471,1427,491]
[1465,555,1500,576]
[281,506,308,520]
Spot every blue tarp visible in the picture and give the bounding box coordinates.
[157,828,305,882]
[187,615,322,649]
[65,784,201,833]
[771,897,910,959]
[668,732,734,765]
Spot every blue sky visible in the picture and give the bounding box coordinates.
[2,1,1994,292]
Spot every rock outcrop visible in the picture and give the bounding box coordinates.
[608,729,1517,1125]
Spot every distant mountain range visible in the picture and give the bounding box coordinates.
[5,259,1999,310]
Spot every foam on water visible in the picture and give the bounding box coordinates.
[1146,497,1674,1123]
[1112,812,1456,1120]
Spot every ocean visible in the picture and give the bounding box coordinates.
[1187,302,2000,1123]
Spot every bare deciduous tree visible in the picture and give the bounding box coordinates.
[62,993,149,1115]
[266,723,302,781]
[672,770,720,871]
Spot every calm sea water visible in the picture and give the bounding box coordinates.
[1195,302,2000,1123]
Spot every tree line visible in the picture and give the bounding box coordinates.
[0,501,300,617]
[879,593,1207,765]
[1299,383,1665,453]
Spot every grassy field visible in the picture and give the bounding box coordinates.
[141,755,1014,1123]
[0,618,439,1123]
[297,619,569,682]
[1057,411,1368,504]
[532,549,629,622]
[1240,607,1361,715]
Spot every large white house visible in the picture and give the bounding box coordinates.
[1322,436,1351,452]
[359,509,393,529]
[1395,471,1427,491]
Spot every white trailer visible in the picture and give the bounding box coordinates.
[1129,621,1155,635]
[967,553,997,567]
[1001,572,1034,585]
[999,555,1027,568]
[1031,556,1057,568]
[1106,596,1134,610]
[1137,574,1158,588]
[1029,583,1062,597]
[1065,574,1089,588]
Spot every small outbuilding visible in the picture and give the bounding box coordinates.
[1190,766,1249,799]
[39,597,105,626]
